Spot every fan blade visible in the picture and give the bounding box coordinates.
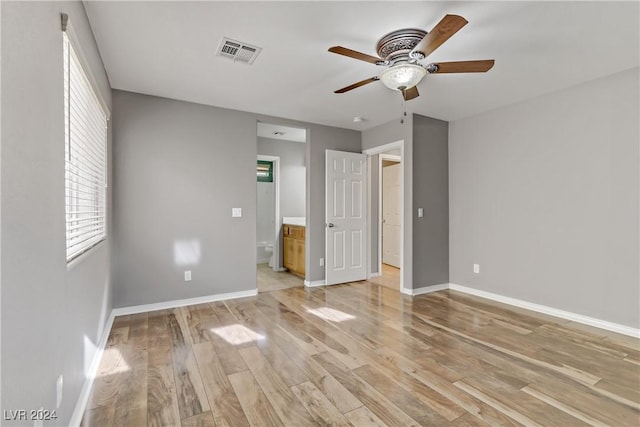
[402,86,419,101]
[429,59,495,73]
[329,46,385,65]
[411,14,468,59]
[334,77,379,93]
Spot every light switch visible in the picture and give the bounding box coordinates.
[232,208,242,218]
[418,208,424,218]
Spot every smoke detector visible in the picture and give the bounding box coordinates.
[217,37,262,64]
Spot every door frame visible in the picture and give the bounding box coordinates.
[363,140,406,292]
[379,153,401,273]
[257,154,282,271]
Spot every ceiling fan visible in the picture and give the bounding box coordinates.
[329,14,494,101]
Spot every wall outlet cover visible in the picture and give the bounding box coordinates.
[473,264,480,274]
[232,207,242,218]
[184,270,192,281]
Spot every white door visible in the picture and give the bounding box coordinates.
[382,162,401,268]
[325,150,367,285]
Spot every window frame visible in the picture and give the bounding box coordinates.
[63,16,110,263]
[257,160,274,182]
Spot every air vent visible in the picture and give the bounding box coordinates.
[217,37,262,64]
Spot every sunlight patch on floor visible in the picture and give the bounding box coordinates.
[306,306,356,322]
[211,324,265,345]
[96,347,131,376]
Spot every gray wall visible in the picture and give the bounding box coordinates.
[112,90,257,307]
[449,67,640,328]
[413,114,449,287]
[257,137,306,217]
[1,2,113,425]
[112,92,359,303]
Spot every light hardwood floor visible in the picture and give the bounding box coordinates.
[257,263,303,292]
[82,282,640,426]
[368,263,400,291]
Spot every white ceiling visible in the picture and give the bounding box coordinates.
[84,1,639,131]
[257,122,307,143]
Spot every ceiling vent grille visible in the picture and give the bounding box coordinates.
[217,37,262,64]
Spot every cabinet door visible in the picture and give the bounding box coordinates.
[295,239,305,275]
[284,237,295,270]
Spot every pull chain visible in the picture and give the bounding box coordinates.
[400,93,407,124]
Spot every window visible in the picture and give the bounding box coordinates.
[63,30,108,261]
[257,160,273,182]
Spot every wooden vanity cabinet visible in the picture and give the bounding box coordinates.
[283,224,305,278]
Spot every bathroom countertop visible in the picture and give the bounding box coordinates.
[283,216,305,226]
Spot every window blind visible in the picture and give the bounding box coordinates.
[64,32,108,261]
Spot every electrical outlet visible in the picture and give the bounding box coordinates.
[417,208,424,218]
[184,270,192,281]
[319,258,325,267]
[473,264,480,274]
[56,375,63,408]
[232,207,242,218]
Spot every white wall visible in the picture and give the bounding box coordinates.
[1,2,113,425]
[449,67,640,328]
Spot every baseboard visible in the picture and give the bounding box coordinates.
[304,279,326,287]
[68,310,116,427]
[449,283,640,338]
[274,267,287,272]
[403,283,449,296]
[112,289,258,316]
[367,272,382,279]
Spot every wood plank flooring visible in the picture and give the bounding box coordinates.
[368,264,400,291]
[82,282,640,426]
[257,263,303,293]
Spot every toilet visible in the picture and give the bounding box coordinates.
[264,244,274,267]
[256,241,274,267]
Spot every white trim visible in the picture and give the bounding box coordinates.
[257,154,281,271]
[112,289,258,316]
[273,267,287,272]
[449,284,640,338]
[363,141,402,156]
[69,311,116,427]
[404,283,449,296]
[304,279,326,287]
[367,272,382,279]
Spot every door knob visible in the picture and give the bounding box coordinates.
[327,223,335,228]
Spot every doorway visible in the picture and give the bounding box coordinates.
[363,141,405,292]
[256,122,307,292]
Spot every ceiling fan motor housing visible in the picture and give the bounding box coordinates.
[376,28,428,64]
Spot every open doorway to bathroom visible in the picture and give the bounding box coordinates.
[256,122,307,292]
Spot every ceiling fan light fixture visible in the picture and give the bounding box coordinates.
[379,63,426,91]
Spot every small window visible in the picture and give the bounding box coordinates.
[63,30,108,262]
[257,161,273,182]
